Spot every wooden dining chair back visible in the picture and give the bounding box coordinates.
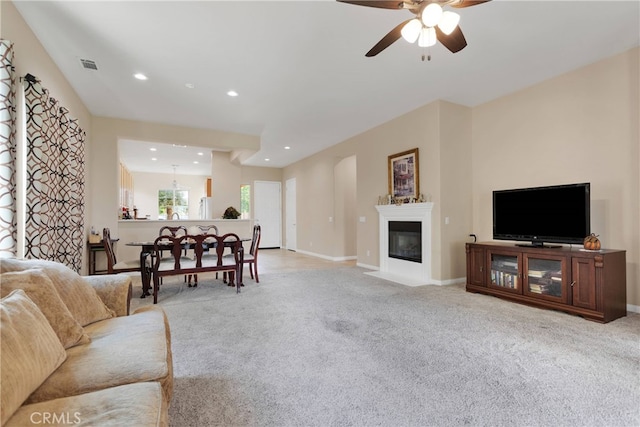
[224,224,261,283]
[158,225,187,243]
[246,225,262,282]
[187,224,220,283]
[103,228,140,274]
[197,224,219,235]
[102,228,150,292]
[157,225,191,283]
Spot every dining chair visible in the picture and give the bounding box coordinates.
[186,225,219,253]
[224,224,261,283]
[158,226,188,242]
[184,225,221,285]
[102,228,151,293]
[203,233,246,287]
[197,224,219,235]
[157,225,189,284]
[244,225,262,282]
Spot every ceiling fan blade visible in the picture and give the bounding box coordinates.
[337,0,405,9]
[448,0,491,8]
[366,19,412,57]
[435,26,467,53]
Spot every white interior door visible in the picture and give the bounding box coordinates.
[254,181,282,248]
[285,178,297,251]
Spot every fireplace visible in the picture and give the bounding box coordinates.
[388,221,422,263]
[367,202,433,286]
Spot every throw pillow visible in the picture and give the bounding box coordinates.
[0,269,90,349]
[0,258,115,326]
[0,290,67,425]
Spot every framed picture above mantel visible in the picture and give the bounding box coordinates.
[388,148,419,201]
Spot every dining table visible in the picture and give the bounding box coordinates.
[126,236,251,298]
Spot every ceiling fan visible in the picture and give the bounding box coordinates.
[337,0,491,58]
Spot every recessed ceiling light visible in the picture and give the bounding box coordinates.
[197,152,203,156]
[284,146,291,150]
[185,83,195,89]
[264,158,270,162]
[134,73,148,80]
[227,90,238,97]
[150,148,157,151]
[151,157,157,161]
[193,161,199,164]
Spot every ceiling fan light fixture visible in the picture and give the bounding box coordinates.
[421,3,443,28]
[401,18,422,43]
[418,26,437,47]
[438,11,460,35]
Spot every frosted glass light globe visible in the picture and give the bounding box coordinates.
[422,3,443,28]
[401,19,422,43]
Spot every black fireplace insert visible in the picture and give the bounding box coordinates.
[388,221,422,263]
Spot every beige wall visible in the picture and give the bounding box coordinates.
[472,47,639,306]
[211,151,283,220]
[439,101,473,281]
[282,139,358,260]
[211,151,242,219]
[287,100,473,282]
[334,156,357,259]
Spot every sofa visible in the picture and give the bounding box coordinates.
[0,258,173,427]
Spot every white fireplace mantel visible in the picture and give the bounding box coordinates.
[365,202,434,286]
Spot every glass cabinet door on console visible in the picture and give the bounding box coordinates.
[523,255,569,304]
[487,251,521,294]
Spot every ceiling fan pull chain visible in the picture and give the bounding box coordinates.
[421,47,432,62]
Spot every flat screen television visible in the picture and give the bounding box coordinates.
[493,182,590,247]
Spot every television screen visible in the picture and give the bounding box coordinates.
[493,183,590,246]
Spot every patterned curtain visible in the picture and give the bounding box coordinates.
[0,40,17,258]
[23,75,86,272]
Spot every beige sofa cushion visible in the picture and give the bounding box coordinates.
[5,382,167,427]
[84,274,132,317]
[0,258,114,326]
[1,290,67,425]
[27,305,173,405]
[0,269,90,349]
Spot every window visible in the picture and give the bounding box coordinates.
[240,185,250,219]
[159,189,189,219]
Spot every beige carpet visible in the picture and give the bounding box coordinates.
[131,266,640,427]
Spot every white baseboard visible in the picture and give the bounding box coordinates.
[361,270,465,287]
[627,303,640,314]
[356,262,378,271]
[431,277,466,286]
[295,249,356,263]
[364,271,434,287]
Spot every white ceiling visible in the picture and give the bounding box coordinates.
[117,139,221,176]
[13,0,640,174]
